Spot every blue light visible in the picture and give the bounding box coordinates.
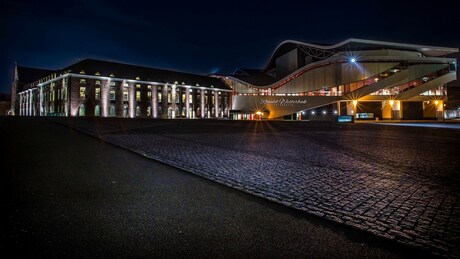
[350,58,356,63]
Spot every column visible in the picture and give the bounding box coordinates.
[171,85,176,119]
[337,101,341,116]
[28,90,32,116]
[101,80,109,117]
[185,88,190,118]
[152,85,158,118]
[19,93,22,116]
[200,89,205,118]
[129,83,135,118]
[214,91,219,118]
[39,87,43,116]
[162,85,168,118]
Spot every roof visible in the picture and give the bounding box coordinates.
[62,59,230,90]
[16,66,56,92]
[263,38,459,72]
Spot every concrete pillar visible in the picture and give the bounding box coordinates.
[185,88,190,118]
[171,85,176,119]
[152,85,158,118]
[28,90,31,116]
[129,83,135,118]
[200,89,205,118]
[214,91,219,118]
[101,80,110,117]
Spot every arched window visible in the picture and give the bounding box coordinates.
[158,106,162,115]
[79,105,85,116]
[123,105,128,118]
[136,106,141,117]
[168,107,173,118]
[147,106,151,117]
[95,105,101,116]
[109,105,116,116]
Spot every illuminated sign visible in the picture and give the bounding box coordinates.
[338,115,354,123]
[260,98,308,106]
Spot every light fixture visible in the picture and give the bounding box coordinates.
[434,100,439,106]
[389,100,394,106]
[322,110,326,115]
[350,58,356,63]
[333,110,338,114]
[311,111,315,115]
[353,100,358,106]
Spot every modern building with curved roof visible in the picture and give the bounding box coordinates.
[223,38,458,120]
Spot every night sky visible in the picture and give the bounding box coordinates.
[1,0,459,94]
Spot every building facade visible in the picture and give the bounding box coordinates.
[12,59,232,119]
[11,39,458,121]
[222,39,458,120]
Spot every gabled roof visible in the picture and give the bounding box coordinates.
[63,59,230,89]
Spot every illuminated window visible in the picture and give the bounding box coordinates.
[80,79,86,84]
[136,84,141,89]
[147,85,152,89]
[168,93,171,103]
[110,81,116,86]
[136,106,141,116]
[158,93,162,102]
[205,96,208,104]
[79,87,86,99]
[175,94,179,103]
[147,91,152,101]
[189,95,192,104]
[212,96,215,104]
[123,90,128,101]
[95,105,101,116]
[182,94,186,103]
[95,87,101,100]
[136,91,141,101]
[147,106,151,116]
[123,82,129,87]
[110,88,116,100]
[95,80,101,85]
[109,106,116,116]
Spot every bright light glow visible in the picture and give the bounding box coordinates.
[353,100,358,106]
[389,100,394,106]
[374,78,379,82]
[311,111,315,115]
[322,110,326,115]
[350,58,356,63]
[434,100,439,105]
[333,110,338,114]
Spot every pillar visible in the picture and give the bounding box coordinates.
[162,85,168,118]
[214,91,219,118]
[200,89,205,118]
[129,83,135,118]
[152,85,158,118]
[101,80,110,117]
[171,85,176,119]
[185,88,190,118]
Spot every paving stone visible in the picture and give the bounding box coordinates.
[65,119,460,258]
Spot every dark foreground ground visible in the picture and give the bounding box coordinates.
[0,117,437,258]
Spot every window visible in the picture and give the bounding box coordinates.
[189,95,193,104]
[147,106,151,116]
[182,94,186,103]
[168,93,171,103]
[136,106,141,116]
[110,81,116,86]
[158,93,162,102]
[80,79,86,84]
[136,84,141,89]
[147,91,152,101]
[79,105,85,116]
[79,87,86,99]
[136,91,141,101]
[175,94,179,103]
[95,80,101,85]
[147,85,152,89]
[95,105,101,116]
[123,82,129,87]
[95,87,101,100]
[123,90,129,101]
[110,88,116,100]
[109,106,116,116]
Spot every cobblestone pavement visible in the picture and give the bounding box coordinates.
[60,118,460,257]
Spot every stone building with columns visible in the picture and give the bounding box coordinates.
[12,59,232,119]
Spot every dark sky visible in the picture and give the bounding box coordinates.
[1,0,459,94]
